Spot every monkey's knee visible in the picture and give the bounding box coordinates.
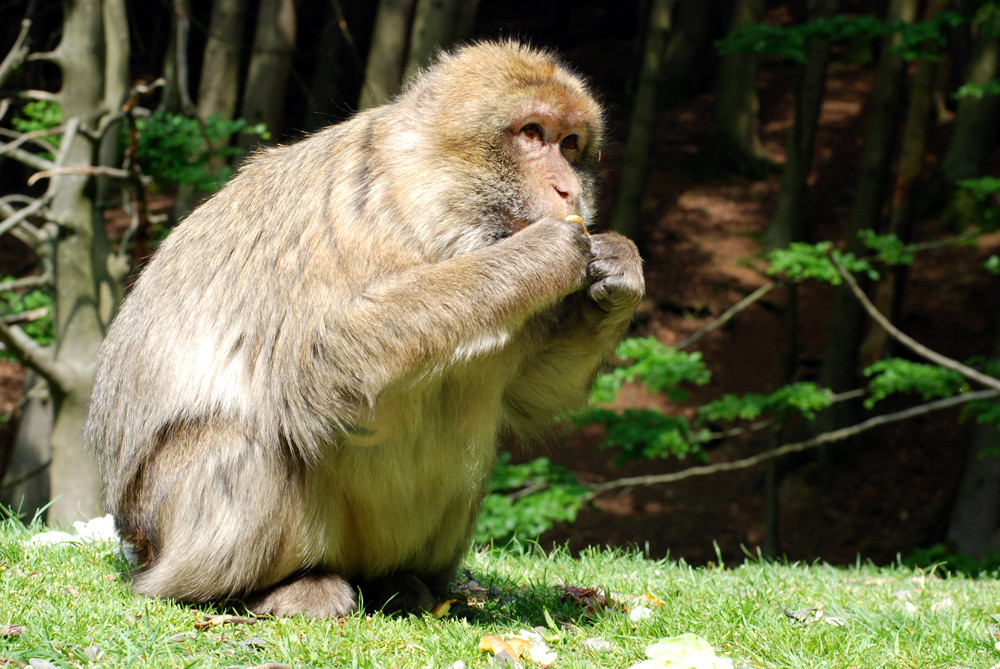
[243,570,358,618]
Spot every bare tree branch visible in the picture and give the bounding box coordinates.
[27,164,134,187]
[0,192,51,238]
[0,274,50,291]
[0,19,31,88]
[0,321,71,393]
[675,281,777,350]
[585,388,999,498]
[0,125,66,158]
[831,252,1000,392]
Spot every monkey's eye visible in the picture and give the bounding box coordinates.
[561,134,580,152]
[520,123,544,142]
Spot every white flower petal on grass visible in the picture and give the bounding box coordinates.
[628,634,735,669]
[26,514,119,546]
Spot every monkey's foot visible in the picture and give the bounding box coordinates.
[359,573,437,613]
[243,570,357,618]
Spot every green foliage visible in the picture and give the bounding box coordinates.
[766,241,879,284]
[859,230,916,266]
[11,100,62,159]
[904,542,1000,577]
[953,79,1000,99]
[134,111,268,192]
[474,453,586,544]
[0,281,53,359]
[986,255,1000,275]
[700,382,834,422]
[716,12,965,63]
[863,358,967,408]
[590,337,711,404]
[575,407,709,465]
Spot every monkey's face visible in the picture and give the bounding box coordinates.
[506,109,591,232]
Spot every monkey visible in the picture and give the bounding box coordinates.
[84,40,644,617]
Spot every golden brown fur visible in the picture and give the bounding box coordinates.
[85,40,644,617]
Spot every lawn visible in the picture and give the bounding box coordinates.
[1,517,998,668]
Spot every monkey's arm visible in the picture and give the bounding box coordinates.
[502,233,644,434]
[317,218,591,405]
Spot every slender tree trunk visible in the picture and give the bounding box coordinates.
[238,0,298,151]
[304,1,368,130]
[859,3,940,365]
[947,311,1000,557]
[609,0,677,240]
[403,0,463,81]
[197,0,249,124]
[817,0,918,426]
[172,0,249,219]
[763,0,840,249]
[358,0,416,110]
[160,0,195,115]
[708,0,767,176]
[942,32,1000,183]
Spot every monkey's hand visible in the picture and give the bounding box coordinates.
[517,217,592,295]
[584,233,644,315]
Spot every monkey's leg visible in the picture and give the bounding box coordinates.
[124,422,351,615]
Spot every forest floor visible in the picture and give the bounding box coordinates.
[0,49,997,568]
[535,56,1000,567]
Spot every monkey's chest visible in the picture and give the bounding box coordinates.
[308,370,507,576]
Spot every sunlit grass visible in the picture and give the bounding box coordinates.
[2,517,999,668]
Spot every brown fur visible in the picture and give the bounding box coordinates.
[85,40,643,617]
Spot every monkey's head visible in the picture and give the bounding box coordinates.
[398,41,604,245]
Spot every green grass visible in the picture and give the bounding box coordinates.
[2,517,999,668]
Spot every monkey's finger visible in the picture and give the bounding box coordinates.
[565,215,589,236]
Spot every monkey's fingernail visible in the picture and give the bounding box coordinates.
[565,215,589,236]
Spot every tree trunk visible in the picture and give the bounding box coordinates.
[303,1,368,130]
[44,0,121,525]
[173,0,249,219]
[763,0,840,249]
[658,0,715,108]
[707,0,767,176]
[947,311,1000,558]
[858,3,940,366]
[238,0,298,151]
[358,0,416,110]
[609,0,677,240]
[0,375,51,521]
[817,0,917,426]
[942,32,1000,183]
[403,0,463,81]
[197,0,249,124]
[160,0,195,115]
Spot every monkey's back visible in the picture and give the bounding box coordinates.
[84,109,516,598]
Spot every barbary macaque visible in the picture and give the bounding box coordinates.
[85,40,644,617]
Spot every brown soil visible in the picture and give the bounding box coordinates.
[535,59,1000,566]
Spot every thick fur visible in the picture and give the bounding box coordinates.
[84,41,643,616]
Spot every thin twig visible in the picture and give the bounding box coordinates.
[0,125,65,158]
[27,164,134,187]
[0,274,50,291]
[674,282,777,350]
[0,193,51,238]
[585,388,999,498]
[831,252,1000,392]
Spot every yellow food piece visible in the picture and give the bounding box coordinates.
[565,215,589,235]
